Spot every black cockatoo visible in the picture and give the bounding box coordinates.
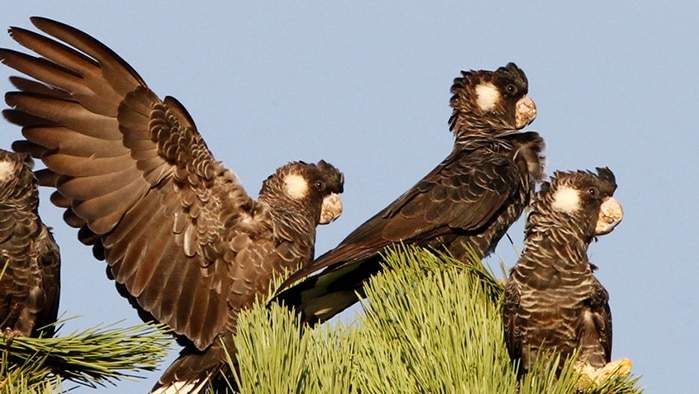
[0,17,344,393]
[274,62,544,325]
[503,168,625,378]
[0,149,60,339]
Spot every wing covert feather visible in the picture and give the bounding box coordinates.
[337,150,517,249]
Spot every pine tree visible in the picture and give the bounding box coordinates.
[234,246,643,394]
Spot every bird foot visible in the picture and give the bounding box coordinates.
[575,357,632,388]
[3,327,24,346]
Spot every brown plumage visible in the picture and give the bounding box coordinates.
[503,168,623,377]
[0,149,60,338]
[0,17,344,393]
[274,63,545,325]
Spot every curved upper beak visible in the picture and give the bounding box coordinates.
[595,196,623,235]
[515,95,537,129]
[319,193,342,224]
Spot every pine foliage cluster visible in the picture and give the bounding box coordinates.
[0,321,172,393]
[234,246,643,394]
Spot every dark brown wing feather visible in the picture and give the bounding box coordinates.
[578,276,612,367]
[384,151,518,239]
[502,277,522,363]
[1,17,260,350]
[35,226,60,337]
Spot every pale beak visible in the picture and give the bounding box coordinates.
[319,193,342,224]
[595,196,623,235]
[515,95,537,129]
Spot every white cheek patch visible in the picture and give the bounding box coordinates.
[551,186,581,213]
[0,160,14,181]
[284,174,309,199]
[475,82,501,112]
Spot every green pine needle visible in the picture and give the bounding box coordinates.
[0,319,172,392]
[353,246,515,393]
[234,303,310,393]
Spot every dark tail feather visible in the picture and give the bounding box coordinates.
[273,259,382,325]
[151,340,235,394]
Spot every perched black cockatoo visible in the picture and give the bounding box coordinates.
[273,62,544,325]
[503,168,624,378]
[0,149,60,339]
[0,17,344,393]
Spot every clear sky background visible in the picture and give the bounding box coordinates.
[0,2,696,393]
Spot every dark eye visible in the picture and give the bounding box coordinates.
[588,187,598,196]
[316,181,326,191]
[505,84,518,95]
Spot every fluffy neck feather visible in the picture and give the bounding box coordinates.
[0,160,38,212]
[258,175,318,261]
[515,193,594,285]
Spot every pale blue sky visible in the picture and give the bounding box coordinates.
[1,2,696,393]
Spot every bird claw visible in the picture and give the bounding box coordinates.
[575,357,632,388]
[3,327,23,346]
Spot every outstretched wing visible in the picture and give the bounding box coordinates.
[1,17,260,349]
